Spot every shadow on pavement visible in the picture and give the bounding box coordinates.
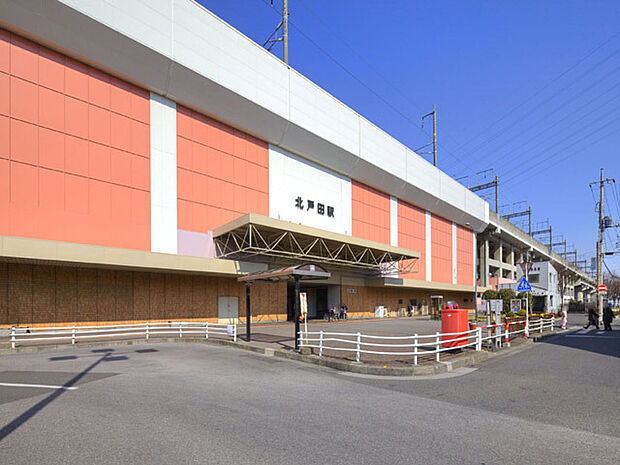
[243,332,295,349]
[0,348,126,442]
[538,329,620,359]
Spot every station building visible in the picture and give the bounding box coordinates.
[0,0,489,327]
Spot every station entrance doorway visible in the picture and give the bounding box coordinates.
[286,284,330,321]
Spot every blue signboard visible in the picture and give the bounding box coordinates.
[517,276,532,292]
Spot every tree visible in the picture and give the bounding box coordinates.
[498,288,517,312]
[555,264,573,312]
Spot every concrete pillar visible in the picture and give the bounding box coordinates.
[479,239,489,287]
[492,241,503,278]
[508,247,515,280]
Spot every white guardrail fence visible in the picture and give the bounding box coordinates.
[5,322,237,349]
[299,317,555,364]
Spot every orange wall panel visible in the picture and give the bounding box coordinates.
[456,224,474,286]
[0,29,150,250]
[351,180,390,245]
[176,106,269,233]
[431,214,452,283]
[398,200,425,280]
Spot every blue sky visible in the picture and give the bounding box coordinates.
[198,0,620,273]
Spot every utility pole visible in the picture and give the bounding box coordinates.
[494,175,499,213]
[597,168,604,324]
[263,0,289,64]
[432,105,437,167]
[589,168,615,325]
[417,107,437,167]
[283,0,289,65]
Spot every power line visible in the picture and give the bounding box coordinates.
[259,0,480,174]
[490,73,620,175]
[453,30,620,154]
[502,115,620,188]
[498,102,620,184]
[462,46,620,166]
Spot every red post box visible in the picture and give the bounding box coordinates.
[441,305,469,348]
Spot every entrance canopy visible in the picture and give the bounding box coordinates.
[237,262,330,349]
[238,263,330,283]
[214,214,420,272]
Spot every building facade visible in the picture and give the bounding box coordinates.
[0,0,489,327]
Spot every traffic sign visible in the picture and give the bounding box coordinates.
[517,276,532,292]
[598,284,607,293]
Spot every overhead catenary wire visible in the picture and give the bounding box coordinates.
[501,113,620,188]
[453,31,620,156]
[259,0,481,174]
[489,71,620,175]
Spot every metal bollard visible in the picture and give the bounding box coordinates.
[435,332,440,362]
[179,324,183,338]
[71,326,76,345]
[476,326,482,351]
[205,322,209,339]
[233,324,237,342]
[146,322,149,340]
[505,322,510,345]
[11,326,15,349]
[319,330,323,357]
[414,333,418,365]
[356,332,361,363]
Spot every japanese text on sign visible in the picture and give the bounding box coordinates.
[294,196,335,218]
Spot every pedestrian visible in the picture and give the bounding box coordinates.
[341,304,348,320]
[603,304,614,331]
[560,305,568,330]
[583,305,600,330]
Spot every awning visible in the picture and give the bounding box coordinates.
[213,214,420,273]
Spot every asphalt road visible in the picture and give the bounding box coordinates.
[0,320,618,464]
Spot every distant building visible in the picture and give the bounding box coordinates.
[498,261,573,313]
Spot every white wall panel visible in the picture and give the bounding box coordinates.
[289,71,359,155]
[60,0,173,57]
[452,222,457,284]
[172,0,289,120]
[360,119,407,178]
[390,197,398,247]
[425,211,432,281]
[269,146,352,235]
[150,93,177,254]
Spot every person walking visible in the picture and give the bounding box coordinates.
[584,306,600,330]
[602,304,614,331]
[560,305,568,330]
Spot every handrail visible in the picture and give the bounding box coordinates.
[4,321,237,349]
[299,317,555,365]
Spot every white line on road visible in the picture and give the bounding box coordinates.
[0,382,78,390]
[565,335,617,339]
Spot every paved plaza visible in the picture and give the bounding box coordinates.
[0,315,618,464]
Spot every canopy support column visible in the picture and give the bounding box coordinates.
[246,283,251,342]
[294,276,300,350]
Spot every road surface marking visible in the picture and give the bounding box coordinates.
[596,331,605,335]
[0,382,78,391]
[576,329,589,334]
[565,335,616,339]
